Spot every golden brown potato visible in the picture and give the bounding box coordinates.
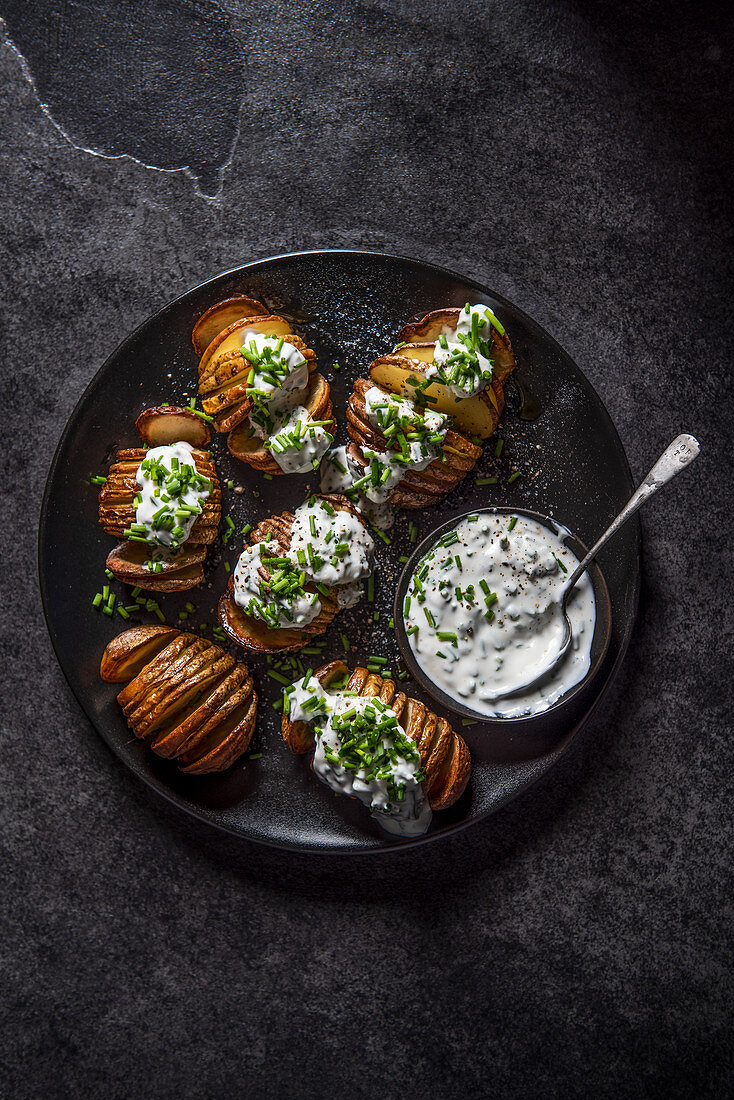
[227,373,334,474]
[281,660,471,810]
[345,378,481,509]
[191,295,270,357]
[369,354,505,440]
[101,628,258,774]
[135,405,211,448]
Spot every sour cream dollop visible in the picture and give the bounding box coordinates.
[403,513,596,718]
[288,675,432,836]
[240,331,332,473]
[133,441,211,568]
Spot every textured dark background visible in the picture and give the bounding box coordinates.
[1,0,733,1096]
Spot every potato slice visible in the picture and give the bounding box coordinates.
[100,626,180,683]
[369,354,502,439]
[198,315,295,378]
[192,296,270,356]
[135,405,211,448]
[106,540,206,581]
[218,586,339,653]
[227,373,334,473]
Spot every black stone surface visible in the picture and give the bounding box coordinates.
[1,0,732,1096]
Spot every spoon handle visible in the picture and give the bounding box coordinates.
[565,433,700,591]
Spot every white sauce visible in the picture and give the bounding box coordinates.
[288,677,432,837]
[133,441,211,566]
[233,541,321,628]
[423,303,501,398]
[266,406,332,474]
[289,497,375,588]
[320,445,395,530]
[403,513,596,718]
[240,331,332,474]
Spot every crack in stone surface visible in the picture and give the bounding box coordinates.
[0,2,245,198]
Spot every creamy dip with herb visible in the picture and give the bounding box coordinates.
[233,497,374,625]
[240,331,332,473]
[319,385,448,526]
[403,512,596,718]
[287,672,432,836]
[289,497,374,588]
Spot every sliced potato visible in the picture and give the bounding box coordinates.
[117,633,198,710]
[106,540,206,582]
[100,626,180,683]
[135,405,211,448]
[227,372,334,473]
[192,296,270,356]
[369,354,502,439]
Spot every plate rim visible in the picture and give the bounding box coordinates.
[37,248,640,855]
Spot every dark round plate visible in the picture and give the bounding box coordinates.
[38,250,640,853]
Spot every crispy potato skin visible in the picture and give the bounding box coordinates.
[101,628,258,773]
[346,378,481,508]
[100,625,179,682]
[191,296,270,357]
[218,496,364,653]
[281,661,470,811]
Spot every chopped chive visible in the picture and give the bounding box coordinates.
[554,554,569,573]
[92,593,103,608]
[476,476,498,486]
[224,561,231,573]
[494,438,504,458]
[267,669,290,685]
[508,515,518,531]
[341,633,350,652]
[118,607,130,621]
[508,470,520,484]
[373,527,391,545]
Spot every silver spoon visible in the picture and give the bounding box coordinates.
[494,433,701,699]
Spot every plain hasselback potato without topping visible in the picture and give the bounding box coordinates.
[100,628,258,774]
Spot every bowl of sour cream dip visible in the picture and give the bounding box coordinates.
[395,508,612,723]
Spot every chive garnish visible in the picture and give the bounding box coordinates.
[508,470,520,483]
